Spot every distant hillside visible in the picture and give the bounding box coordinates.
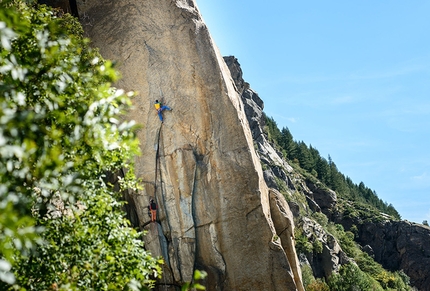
[263,114,401,220]
[225,55,430,291]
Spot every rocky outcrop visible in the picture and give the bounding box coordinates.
[269,189,303,289]
[301,218,350,278]
[76,1,303,290]
[305,180,337,216]
[356,220,430,290]
[224,56,264,142]
[223,56,294,186]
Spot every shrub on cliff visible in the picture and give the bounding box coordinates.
[0,1,161,289]
[328,263,382,291]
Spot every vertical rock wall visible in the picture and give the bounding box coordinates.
[76,0,303,290]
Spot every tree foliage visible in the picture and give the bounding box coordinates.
[327,263,382,291]
[0,1,161,289]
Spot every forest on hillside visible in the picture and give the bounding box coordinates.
[263,115,401,219]
[261,115,416,290]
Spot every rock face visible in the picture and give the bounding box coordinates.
[301,218,350,278]
[305,180,337,216]
[356,220,430,290]
[75,1,303,290]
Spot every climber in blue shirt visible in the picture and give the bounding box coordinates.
[154,100,172,122]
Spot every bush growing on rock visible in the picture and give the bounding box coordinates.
[328,263,382,291]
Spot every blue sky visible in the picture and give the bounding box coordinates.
[197,1,430,223]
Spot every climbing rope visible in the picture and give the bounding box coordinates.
[153,123,162,200]
[153,122,169,291]
[153,86,166,212]
[150,88,172,290]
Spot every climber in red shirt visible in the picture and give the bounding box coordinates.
[148,198,157,222]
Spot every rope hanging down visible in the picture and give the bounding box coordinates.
[154,87,166,199]
[154,123,163,199]
[152,123,168,291]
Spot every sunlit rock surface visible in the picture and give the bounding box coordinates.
[76,1,304,290]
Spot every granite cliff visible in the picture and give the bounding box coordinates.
[75,1,303,290]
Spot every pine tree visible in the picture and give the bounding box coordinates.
[280,127,297,160]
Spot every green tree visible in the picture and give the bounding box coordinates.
[264,114,282,145]
[16,189,163,290]
[0,1,161,289]
[328,263,381,291]
[296,141,312,171]
[280,127,297,159]
[315,156,330,184]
